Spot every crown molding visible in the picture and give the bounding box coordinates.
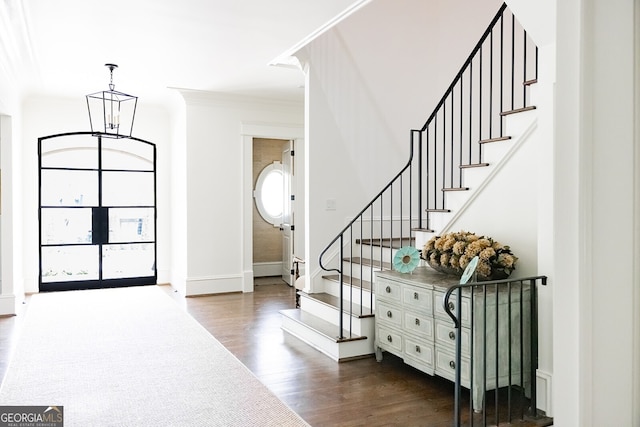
[269,0,372,67]
[172,87,303,109]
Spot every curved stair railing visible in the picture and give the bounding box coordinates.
[318,2,538,341]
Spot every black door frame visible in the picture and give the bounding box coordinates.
[38,131,157,292]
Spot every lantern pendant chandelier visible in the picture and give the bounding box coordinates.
[86,63,138,139]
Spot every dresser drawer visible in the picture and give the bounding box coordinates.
[434,318,470,356]
[433,290,470,326]
[403,284,433,314]
[403,334,434,372]
[377,325,403,354]
[434,346,470,386]
[404,310,434,341]
[376,301,402,328]
[376,276,402,303]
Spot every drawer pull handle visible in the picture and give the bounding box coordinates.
[415,318,420,326]
[414,292,419,300]
[449,360,456,369]
[386,286,391,293]
[387,310,393,318]
[387,335,393,343]
[415,345,421,353]
[448,301,455,311]
[449,331,456,340]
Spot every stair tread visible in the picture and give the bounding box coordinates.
[500,105,536,116]
[356,237,415,249]
[322,274,374,291]
[343,257,392,270]
[298,292,374,318]
[460,163,490,169]
[412,227,435,232]
[280,308,367,342]
[479,135,511,144]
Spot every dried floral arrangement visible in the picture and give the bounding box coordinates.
[421,230,518,280]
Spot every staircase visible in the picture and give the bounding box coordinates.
[281,3,539,362]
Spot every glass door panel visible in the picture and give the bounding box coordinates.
[41,208,93,245]
[102,139,154,171]
[102,243,155,279]
[40,135,98,169]
[108,208,155,243]
[102,171,154,207]
[40,170,99,207]
[41,246,99,282]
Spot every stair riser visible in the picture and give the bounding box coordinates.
[322,278,376,309]
[298,295,371,336]
[353,245,398,265]
[504,109,537,139]
[341,262,382,281]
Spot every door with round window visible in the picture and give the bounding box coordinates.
[254,161,284,227]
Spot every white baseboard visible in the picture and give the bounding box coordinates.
[253,262,283,277]
[185,274,243,296]
[536,369,553,417]
[0,294,16,316]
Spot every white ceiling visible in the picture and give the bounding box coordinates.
[0,0,366,104]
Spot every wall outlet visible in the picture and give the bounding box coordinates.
[326,199,336,211]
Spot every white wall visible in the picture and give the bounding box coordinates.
[178,90,303,296]
[555,0,639,425]
[0,114,22,315]
[297,0,502,286]
[20,94,172,293]
[505,0,556,47]
[0,74,23,315]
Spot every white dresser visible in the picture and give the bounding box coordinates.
[374,267,531,411]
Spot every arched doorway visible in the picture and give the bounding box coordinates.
[38,132,156,292]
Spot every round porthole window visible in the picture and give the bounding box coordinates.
[254,162,284,226]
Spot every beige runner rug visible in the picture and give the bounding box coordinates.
[0,285,309,426]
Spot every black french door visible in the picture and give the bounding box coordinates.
[38,132,157,292]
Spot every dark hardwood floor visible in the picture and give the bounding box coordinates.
[0,279,552,426]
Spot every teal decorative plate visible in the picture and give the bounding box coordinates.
[393,246,421,274]
[460,256,479,284]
